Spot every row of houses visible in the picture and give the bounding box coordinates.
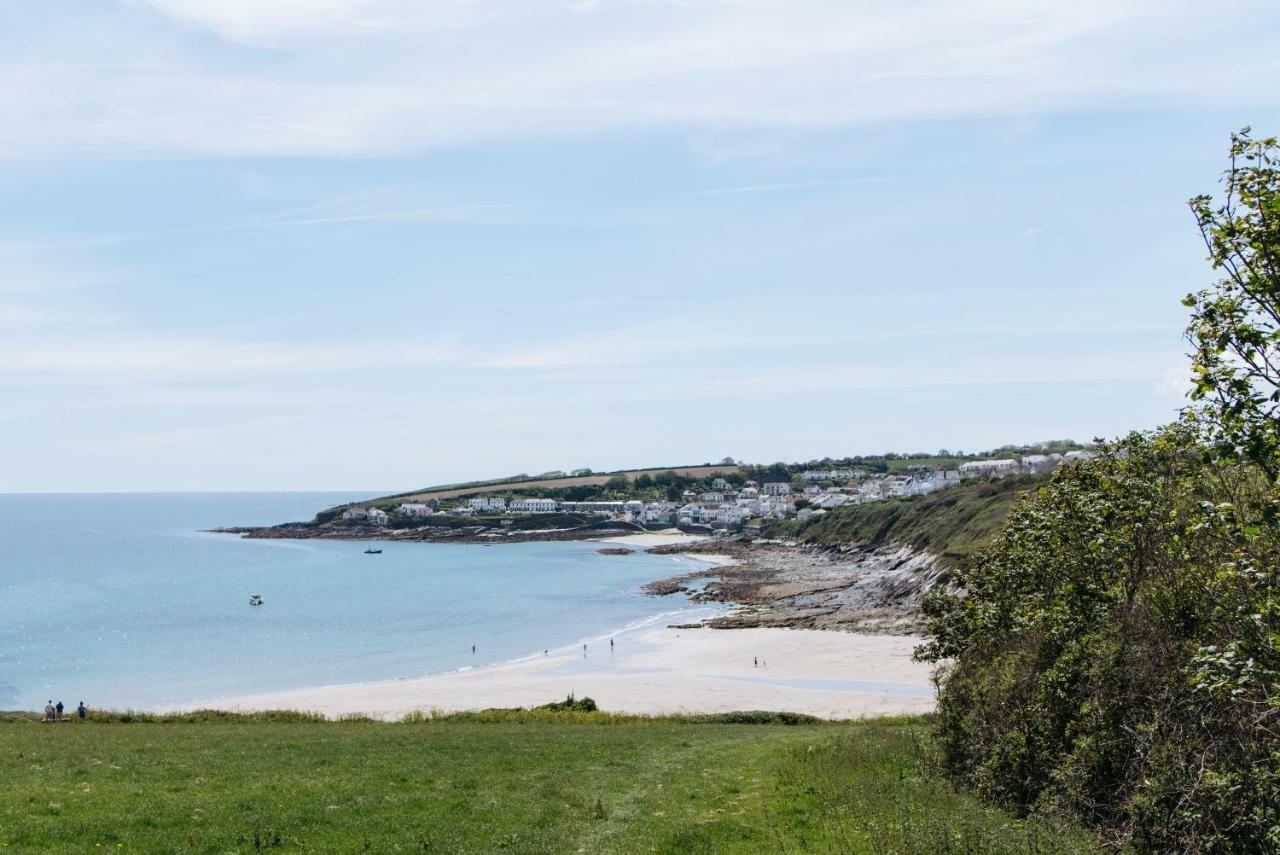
[338,451,1098,530]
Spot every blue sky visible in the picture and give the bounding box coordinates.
[3,1,1278,492]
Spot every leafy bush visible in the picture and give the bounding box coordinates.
[537,694,599,712]
[919,425,1280,850]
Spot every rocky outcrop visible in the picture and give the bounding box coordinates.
[645,539,951,634]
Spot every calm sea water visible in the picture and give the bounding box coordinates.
[0,493,709,711]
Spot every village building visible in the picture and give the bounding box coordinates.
[366,508,390,525]
[959,459,1021,480]
[509,497,558,514]
[397,503,431,517]
[468,496,507,512]
[341,507,367,520]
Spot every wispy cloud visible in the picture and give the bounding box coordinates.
[3,1,1276,159]
[0,336,460,379]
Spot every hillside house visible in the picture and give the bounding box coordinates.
[509,497,558,514]
[341,507,367,521]
[397,503,431,517]
[366,508,390,525]
[468,496,507,512]
[959,459,1020,480]
[763,482,790,496]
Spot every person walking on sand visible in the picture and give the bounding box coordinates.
[55,700,64,721]
[754,656,758,668]
[77,701,87,722]
[44,701,55,722]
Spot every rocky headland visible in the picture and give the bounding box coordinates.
[645,538,951,634]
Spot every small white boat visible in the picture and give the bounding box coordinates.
[249,594,264,606]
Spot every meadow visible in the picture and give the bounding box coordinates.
[0,712,1100,854]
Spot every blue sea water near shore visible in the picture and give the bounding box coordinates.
[0,493,714,711]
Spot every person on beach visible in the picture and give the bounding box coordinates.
[754,656,758,668]
[610,638,614,652]
[55,700,64,721]
[44,701,55,722]
[471,644,476,654]
[77,701,87,722]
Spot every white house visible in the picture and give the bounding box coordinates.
[341,507,368,520]
[763,482,790,496]
[509,497,558,514]
[643,502,675,525]
[715,505,747,525]
[1019,454,1058,474]
[959,459,1020,480]
[711,477,730,490]
[366,508,389,525]
[468,496,507,512]
[700,491,725,503]
[1063,450,1096,463]
[398,503,431,517]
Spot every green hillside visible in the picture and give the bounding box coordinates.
[0,712,1097,853]
[771,474,1050,562]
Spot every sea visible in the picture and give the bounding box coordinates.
[0,492,715,712]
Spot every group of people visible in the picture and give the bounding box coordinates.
[42,699,87,722]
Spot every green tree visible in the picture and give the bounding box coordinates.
[921,130,1280,851]
[1186,128,1280,479]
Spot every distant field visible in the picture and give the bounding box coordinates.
[386,465,743,504]
[0,714,1098,853]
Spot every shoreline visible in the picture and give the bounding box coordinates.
[171,619,935,721]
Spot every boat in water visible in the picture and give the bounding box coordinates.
[249,594,264,606]
[364,548,382,554]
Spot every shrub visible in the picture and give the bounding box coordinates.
[919,425,1280,850]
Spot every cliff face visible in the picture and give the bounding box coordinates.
[647,541,952,634]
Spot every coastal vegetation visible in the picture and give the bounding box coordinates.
[0,712,1099,853]
[919,129,1280,851]
[769,474,1048,563]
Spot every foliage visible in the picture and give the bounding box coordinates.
[0,717,1098,853]
[1186,128,1280,479]
[920,425,1280,851]
[537,693,599,712]
[770,474,1047,563]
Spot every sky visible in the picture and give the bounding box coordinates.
[3,0,1279,492]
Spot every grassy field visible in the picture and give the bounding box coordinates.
[0,713,1099,854]
[773,475,1050,563]
[365,465,744,506]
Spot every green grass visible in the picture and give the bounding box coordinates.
[0,714,1100,854]
[774,474,1049,562]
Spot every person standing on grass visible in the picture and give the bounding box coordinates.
[55,700,64,721]
[44,701,55,722]
[77,701,87,722]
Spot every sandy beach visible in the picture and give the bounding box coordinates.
[183,619,936,720]
[594,530,710,549]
